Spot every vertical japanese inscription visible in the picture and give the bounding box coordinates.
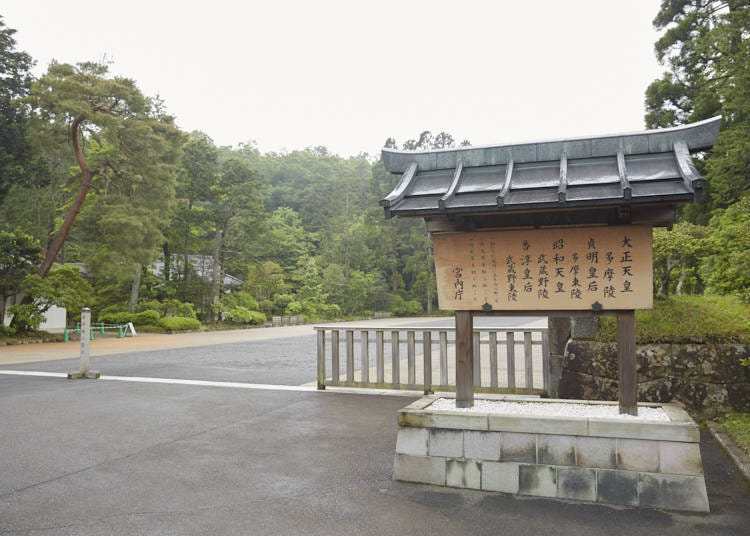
[433,226,652,310]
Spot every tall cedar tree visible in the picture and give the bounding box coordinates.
[645,1,750,214]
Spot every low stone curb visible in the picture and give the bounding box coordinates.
[707,422,750,483]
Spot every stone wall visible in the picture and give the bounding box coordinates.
[394,396,709,512]
[559,341,750,419]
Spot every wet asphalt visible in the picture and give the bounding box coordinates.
[1,320,749,535]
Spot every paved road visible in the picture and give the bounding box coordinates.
[1,374,749,535]
[0,316,546,386]
[2,316,748,535]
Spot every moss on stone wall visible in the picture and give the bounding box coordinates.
[560,341,750,419]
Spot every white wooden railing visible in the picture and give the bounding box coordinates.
[315,325,550,395]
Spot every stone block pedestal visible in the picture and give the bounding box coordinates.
[393,396,709,512]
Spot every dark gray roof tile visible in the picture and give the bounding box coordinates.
[382,118,720,219]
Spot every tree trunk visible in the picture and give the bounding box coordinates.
[209,225,224,323]
[38,115,94,277]
[676,259,686,296]
[128,264,142,313]
[181,219,190,301]
[162,242,171,282]
[657,258,675,299]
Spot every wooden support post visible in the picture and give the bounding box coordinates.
[455,311,474,408]
[617,310,637,416]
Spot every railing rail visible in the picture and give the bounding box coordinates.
[315,325,549,395]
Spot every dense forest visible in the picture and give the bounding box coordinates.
[0,1,748,333]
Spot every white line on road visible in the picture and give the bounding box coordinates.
[0,369,422,397]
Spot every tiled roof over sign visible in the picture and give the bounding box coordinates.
[380,117,721,219]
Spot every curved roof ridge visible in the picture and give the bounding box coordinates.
[382,117,721,174]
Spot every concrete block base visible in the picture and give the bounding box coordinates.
[393,396,709,512]
[67,370,101,379]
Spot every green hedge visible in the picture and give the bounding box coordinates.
[595,295,750,343]
[98,310,161,326]
[158,317,202,332]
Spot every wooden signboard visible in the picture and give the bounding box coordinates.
[434,226,653,311]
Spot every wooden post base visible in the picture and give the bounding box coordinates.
[455,310,474,408]
[617,310,637,415]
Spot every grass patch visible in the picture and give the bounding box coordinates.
[722,413,750,456]
[594,295,750,343]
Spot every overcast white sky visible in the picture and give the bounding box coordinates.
[3,1,665,157]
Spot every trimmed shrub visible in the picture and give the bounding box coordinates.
[175,302,197,319]
[220,306,266,325]
[214,291,265,324]
[133,310,161,325]
[99,309,161,326]
[98,312,131,325]
[159,317,202,332]
[391,295,423,317]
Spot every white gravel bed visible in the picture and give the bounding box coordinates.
[427,398,670,421]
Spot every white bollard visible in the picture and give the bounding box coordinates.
[68,307,100,379]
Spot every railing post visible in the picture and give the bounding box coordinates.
[361,330,369,384]
[439,331,448,386]
[346,330,354,383]
[331,330,340,386]
[423,331,432,394]
[407,331,416,386]
[506,331,516,389]
[489,331,498,389]
[391,330,400,388]
[316,329,326,390]
[376,330,385,384]
[524,331,533,389]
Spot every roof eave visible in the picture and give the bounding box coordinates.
[381,117,722,174]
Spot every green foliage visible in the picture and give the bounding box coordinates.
[721,413,750,456]
[213,291,266,324]
[25,59,181,296]
[284,300,340,320]
[0,16,34,203]
[595,295,750,344]
[7,303,45,331]
[652,223,709,297]
[175,302,197,319]
[700,196,750,300]
[10,266,95,331]
[646,1,750,213]
[0,229,41,294]
[137,299,197,319]
[1,26,465,323]
[158,316,202,332]
[246,261,290,303]
[98,309,160,326]
[390,295,424,317]
[0,324,16,338]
